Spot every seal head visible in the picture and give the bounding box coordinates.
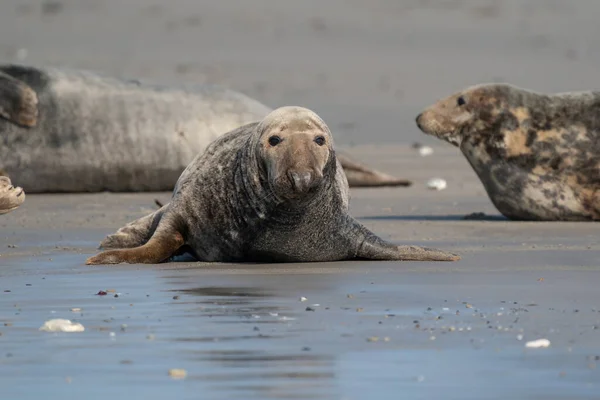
[256,106,333,199]
[415,83,536,148]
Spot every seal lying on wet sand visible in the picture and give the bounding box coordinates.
[86,106,459,265]
[416,83,600,221]
[0,176,25,215]
[0,64,410,193]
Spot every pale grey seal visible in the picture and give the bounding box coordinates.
[86,106,459,264]
[416,83,600,221]
[0,64,410,193]
[0,176,25,215]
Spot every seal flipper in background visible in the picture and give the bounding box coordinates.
[0,176,26,215]
[348,217,460,261]
[0,70,38,128]
[337,153,412,187]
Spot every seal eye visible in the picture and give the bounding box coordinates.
[457,96,466,106]
[314,136,326,146]
[268,136,282,146]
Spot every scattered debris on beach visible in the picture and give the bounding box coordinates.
[427,178,447,191]
[463,212,488,220]
[412,142,434,156]
[39,319,85,333]
[168,369,187,380]
[525,338,551,348]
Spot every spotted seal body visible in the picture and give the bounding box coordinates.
[86,106,459,265]
[0,64,410,193]
[416,83,600,221]
[0,176,25,214]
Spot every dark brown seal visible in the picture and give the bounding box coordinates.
[0,176,25,215]
[416,83,600,221]
[0,64,410,193]
[86,106,459,265]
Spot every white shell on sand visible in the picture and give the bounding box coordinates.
[418,146,434,156]
[427,178,447,191]
[525,338,550,348]
[39,319,85,333]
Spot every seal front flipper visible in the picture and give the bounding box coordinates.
[0,176,25,215]
[337,153,412,187]
[86,215,185,265]
[351,220,460,261]
[0,71,38,127]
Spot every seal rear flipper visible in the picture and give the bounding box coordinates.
[352,222,460,261]
[86,221,185,265]
[99,205,168,249]
[0,71,38,127]
[0,176,25,215]
[337,153,412,187]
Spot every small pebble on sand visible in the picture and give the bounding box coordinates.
[168,369,187,380]
[39,319,85,333]
[70,308,81,312]
[299,297,308,302]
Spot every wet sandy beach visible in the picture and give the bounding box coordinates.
[1,1,600,399]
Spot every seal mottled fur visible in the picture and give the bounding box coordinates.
[0,64,410,193]
[0,176,25,215]
[86,106,459,265]
[416,83,600,221]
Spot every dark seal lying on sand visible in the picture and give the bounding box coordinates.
[87,106,459,265]
[416,83,600,221]
[0,64,410,193]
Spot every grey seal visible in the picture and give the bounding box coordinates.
[86,106,459,265]
[0,64,410,193]
[416,83,600,221]
[0,176,25,215]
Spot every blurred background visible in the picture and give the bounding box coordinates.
[1,0,596,147]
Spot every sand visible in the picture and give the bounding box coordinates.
[1,1,599,399]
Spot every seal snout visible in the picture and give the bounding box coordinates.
[288,170,314,192]
[415,113,423,129]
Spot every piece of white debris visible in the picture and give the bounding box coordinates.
[516,334,524,341]
[418,146,434,156]
[525,338,550,348]
[427,178,447,191]
[70,308,81,313]
[39,319,85,333]
[168,369,187,380]
[299,297,308,302]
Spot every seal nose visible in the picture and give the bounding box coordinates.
[415,113,423,128]
[288,171,313,192]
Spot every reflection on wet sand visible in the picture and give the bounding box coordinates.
[168,285,336,399]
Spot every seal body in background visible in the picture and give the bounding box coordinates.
[86,106,459,265]
[416,83,600,221]
[0,64,410,193]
